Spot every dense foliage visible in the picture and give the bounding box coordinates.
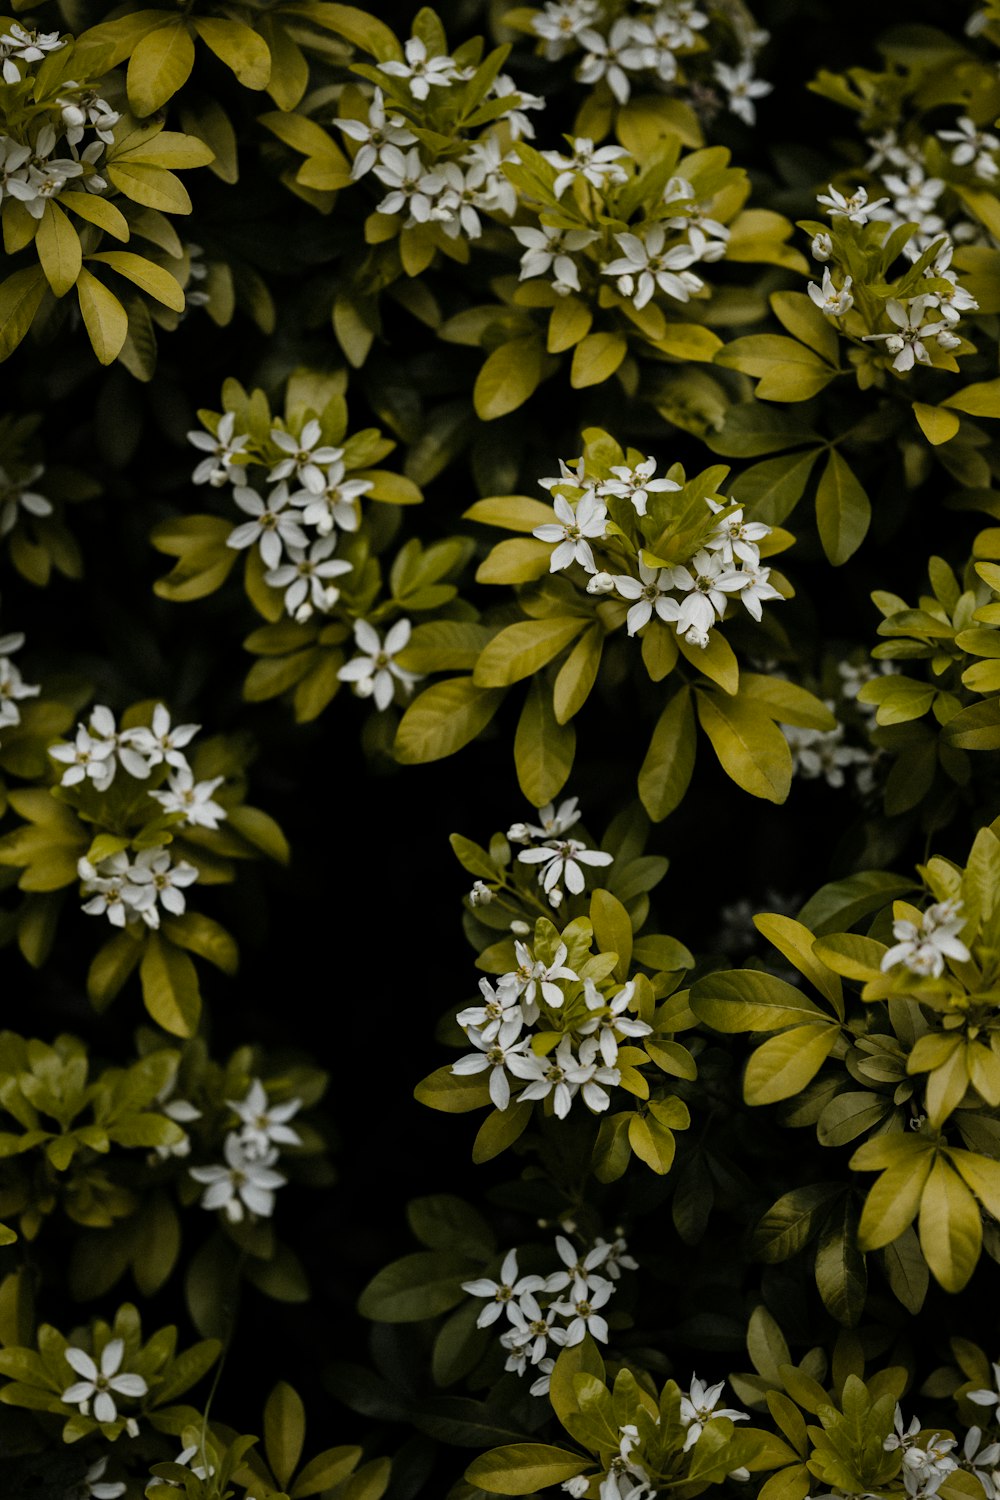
[6,0,1000,1498]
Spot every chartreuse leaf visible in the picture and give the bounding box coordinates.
[264,1382,306,1488]
[76,270,128,365]
[750,1184,843,1262]
[127,20,196,115]
[815,1196,867,1326]
[730,449,821,527]
[466,1445,588,1494]
[942,377,1000,417]
[754,913,843,1009]
[463,495,556,532]
[639,688,696,821]
[769,291,839,364]
[913,402,961,445]
[715,334,837,402]
[514,679,575,805]
[691,969,828,1032]
[815,451,871,566]
[138,932,201,1038]
[918,1155,981,1293]
[474,337,544,419]
[395,678,505,763]
[87,252,185,312]
[291,1447,361,1498]
[357,1251,477,1322]
[0,267,48,361]
[853,1136,934,1250]
[193,16,271,88]
[34,203,81,297]
[553,625,603,724]
[570,332,628,387]
[695,689,792,803]
[744,1024,840,1105]
[474,618,585,688]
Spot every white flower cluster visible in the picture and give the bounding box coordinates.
[880,1401,1000,1500]
[783,709,875,793]
[0,460,53,536]
[0,28,119,219]
[188,412,362,623]
[49,704,227,930]
[862,293,962,371]
[0,631,39,731]
[452,930,651,1118]
[189,1078,302,1223]
[530,1,771,124]
[532,459,779,648]
[507,796,613,908]
[60,1338,147,1431]
[880,898,971,979]
[561,1377,749,1499]
[334,71,541,239]
[462,1231,637,1394]
[602,177,731,309]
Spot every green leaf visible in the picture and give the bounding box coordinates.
[514,679,575,806]
[414,1066,491,1113]
[743,1024,840,1105]
[638,688,696,821]
[292,1447,362,1499]
[0,267,48,362]
[265,1382,306,1489]
[473,337,544,420]
[570,332,627,388]
[466,1444,588,1494]
[912,402,960,445]
[407,1196,495,1256]
[815,450,871,566]
[76,269,129,365]
[474,618,585,688]
[139,932,201,1038]
[193,16,271,88]
[691,969,827,1032]
[942,377,1000,417]
[815,1197,867,1327]
[769,291,840,364]
[126,20,196,115]
[87,252,185,312]
[34,203,81,297]
[463,495,557,532]
[472,1101,532,1163]
[553,625,603,724]
[696,690,792,803]
[857,1153,934,1251]
[754,913,843,1007]
[797,871,916,936]
[730,449,821,527]
[715,334,837,401]
[750,1184,843,1262]
[357,1251,476,1322]
[739,675,837,731]
[918,1155,981,1293]
[395,679,505,763]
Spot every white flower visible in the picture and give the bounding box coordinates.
[334,87,417,179]
[542,137,630,198]
[705,498,771,567]
[126,703,199,771]
[656,0,708,49]
[70,1455,127,1499]
[268,420,344,490]
[61,1339,148,1426]
[189,1133,286,1221]
[783,716,871,789]
[0,461,53,534]
[712,60,772,126]
[587,570,615,594]
[501,1291,569,1362]
[603,225,702,308]
[469,880,493,907]
[227,484,307,568]
[669,549,748,645]
[533,492,607,573]
[513,1036,591,1118]
[591,1233,638,1279]
[808,266,854,316]
[266,537,353,620]
[544,1233,613,1296]
[148,768,227,829]
[461,1249,546,1326]
[862,296,950,372]
[531,0,601,59]
[337,618,422,711]
[0,649,40,728]
[509,940,579,1009]
[578,980,652,1065]
[188,411,248,487]
[378,35,462,100]
[291,459,371,533]
[126,847,199,924]
[373,144,446,222]
[968,1362,1000,1410]
[599,458,679,517]
[817,184,890,224]
[881,898,971,978]
[880,165,945,229]
[613,560,676,636]
[512,224,598,295]
[228,1078,302,1159]
[550,1279,614,1343]
[520,797,582,839]
[680,1376,749,1450]
[575,20,653,105]
[50,724,117,790]
[457,977,524,1047]
[530,1356,557,1397]
[562,1476,590,1496]
[738,565,783,622]
[78,853,158,929]
[518,838,613,897]
[0,139,32,201]
[451,1029,532,1110]
[811,232,833,260]
[491,74,545,141]
[922,243,979,324]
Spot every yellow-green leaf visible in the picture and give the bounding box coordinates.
[514,679,575,805]
[126,20,196,115]
[553,624,602,724]
[87,252,185,312]
[474,336,544,420]
[743,1024,840,1105]
[548,296,592,353]
[474,618,585,688]
[34,202,81,297]
[695,690,792,802]
[76,269,129,365]
[570,331,627,388]
[857,1153,934,1251]
[769,291,840,364]
[815,450,871,566]
[463,495,556,532]
[59,191,130,242]
[913,402,961,445]
[395,678,505,763]
[638,687,696,821]
[264,1382,305,1489]
[466,1445,588,1495]
[139,932,201,1038]
[106,163,192,214]
[918,1155,982,1293]
[193,16,271,89]
[942,377,1000,418]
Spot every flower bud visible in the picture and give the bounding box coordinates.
[507,821,531,843]
[510,919,531,935]
[811,232,833,261]
[586,571,615,595]
[469,880,493,906]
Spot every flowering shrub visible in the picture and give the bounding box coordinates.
[7,0,1000,1497]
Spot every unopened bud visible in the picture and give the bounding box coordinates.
[937,329,961,350]
[586,570,615,595]
[470,880,493,907]
[811,232,833,261]
[510,919,531,935]
[507,821,531,843]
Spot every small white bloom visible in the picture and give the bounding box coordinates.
[680,1376,749,1450]
[457,977,524,1047]
[461,1248,546,1327]
[599,458,679,517]
[881,898,971,978]
[227,484,307,569]
[148,768,227,829]
[613,559,677,636]
[808,266,853,316]
[187,411,248,487]
[228,1078,303,1160]
[337,618,422,711]
[817,184,890,224]
[334,87,417,179]
[518,838,613,897]
[712,60,772,126]
[61,1339,148,1426]
[268,420,344,490]
[533,491,608,573]
[189,1133,287,1221]
[451,1029,532,1110]
[377,35,463,101]
[550,1278,614,1344]
[542,137,630,199]
[265,537,353,620]
[603,224,702,308]
[373,144,446,223]
[126,703,199,771]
